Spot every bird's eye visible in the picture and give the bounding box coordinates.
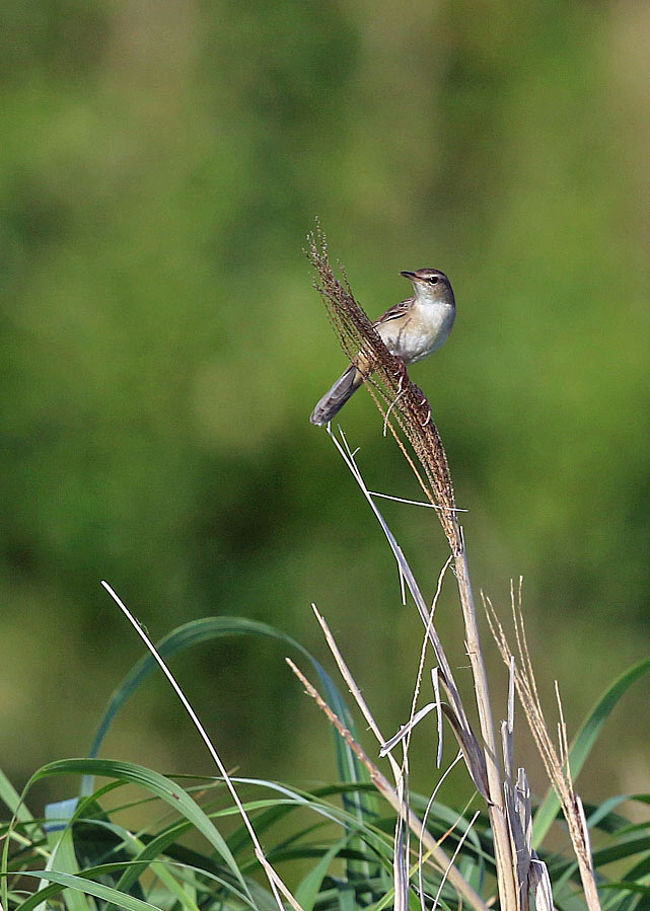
[428,276,439,285]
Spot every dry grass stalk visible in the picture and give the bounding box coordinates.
[485,579,601,911]
[306,226,519,909]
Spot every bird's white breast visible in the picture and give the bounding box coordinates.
[379,301,455,364]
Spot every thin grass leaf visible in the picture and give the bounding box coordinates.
[39,803,90,911]
[6,869,163,911]
[599,881,649,896]
[0,768,35,826]
[23,758,248,894]
[138,860,202,911]
[591,836,650,868]
[295,836,351,911]
[88,617,355,774]
[585,795,649,835]
[101,827,214,911]
[615,853,650,885]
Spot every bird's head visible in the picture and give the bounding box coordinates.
[400,268,455,306]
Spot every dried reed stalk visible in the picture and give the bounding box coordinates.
[306,225,519,910]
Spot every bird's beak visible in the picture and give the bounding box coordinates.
[400,270,418,281]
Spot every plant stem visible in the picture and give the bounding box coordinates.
[454,545,519,911]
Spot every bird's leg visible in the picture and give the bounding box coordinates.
[410,382,432,427]
[391,358,410,395]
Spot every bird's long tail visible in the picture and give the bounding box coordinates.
[310,364,365,425]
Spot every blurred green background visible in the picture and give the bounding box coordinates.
[1,0,648,814]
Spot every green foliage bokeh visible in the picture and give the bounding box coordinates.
[1,0,648,806]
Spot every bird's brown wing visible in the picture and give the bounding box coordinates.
[374,296,414,326]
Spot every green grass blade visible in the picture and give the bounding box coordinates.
[7,870,164,911]
[88,617,351,763]
[40,802,91,911]
[106,822,264,911]
[24,758,249,897]
[294,836,349,911]
[0,767,34,825]
[591,836,650,867]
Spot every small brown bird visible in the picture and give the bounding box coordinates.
[310,268,456,425]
